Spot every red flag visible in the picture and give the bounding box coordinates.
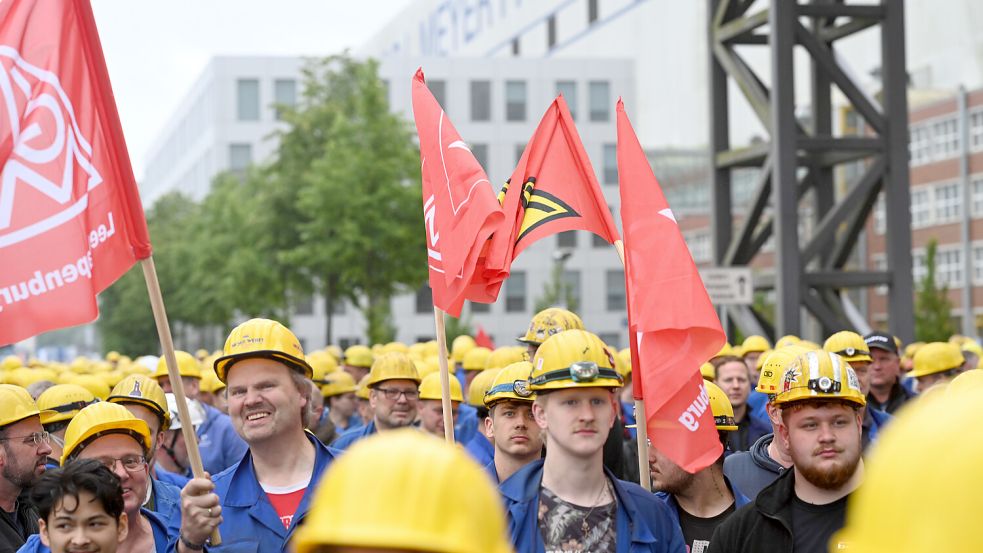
[412,69,504,316]
[0,0,151,346]
[617,99,726,474]
[474,325,494,349]
[487,95,619,271]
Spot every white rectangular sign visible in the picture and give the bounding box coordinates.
[699,267,753,305]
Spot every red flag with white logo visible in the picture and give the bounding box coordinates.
[412,69,504,316]
[617,99,725,473]
[0,0,151,346]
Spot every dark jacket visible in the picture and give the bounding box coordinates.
[866,379,915,414]
[722,433,787,500]
[727,410,771,453]
[706,469,851,553]
[499,459,686,553]
[0,494,39,553]
[861,408,892,451]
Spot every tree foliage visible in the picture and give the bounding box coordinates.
[915,239,956,342]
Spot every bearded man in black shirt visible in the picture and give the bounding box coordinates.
[708,350,866,553]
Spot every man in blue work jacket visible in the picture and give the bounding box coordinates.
[499,329,685,553]
[175,318,336,553]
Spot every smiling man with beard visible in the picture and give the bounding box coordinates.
[0,386,53,553]
[708,350,866,553]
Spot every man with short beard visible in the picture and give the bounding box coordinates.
[331,353,421,450]
[708,350,866,553]
[0,385,52,553]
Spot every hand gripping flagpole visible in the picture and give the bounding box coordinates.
[141,257,222,545]
[614,240,651,492]
[432,307,457,444]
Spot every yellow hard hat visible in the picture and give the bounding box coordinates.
[366,352,421,387]
[152,350,202,380]
[741,335,771,354]
[700,362,715,380]
[199,368,226,394]
[774,335,801,349]
[450,335,477,363]
[948,334,972,346]
[5,367,49,389]
[484,362,535,406]
[730,345,745,358]
[413,358,438,381]
[1,355,23,371]
[322,371,358,398]
[756,346,810,396]
[307,351,339,382]
[754,349,773,371]
[71,374,112,401]
[292,429,513,553]
[484,346,527,371]
[832,386,983,551]
[325,345,343,362]
[343,345,374,369]
[371,344,384,355]
[609,346,630,379]
[467,368,502,407]
[903,341,925,361]
[529,330,623,392]
[823,330,872,364]
[710,343,734,360]
[0,385,53,428]
[773,350,866,408]
[381,342,409,354]
[354,375,371,400]
[705,380,737,431]
[517,307,585,346]
[105,351,121,363]
[910,342,964,378]
[418,372,464,403]
[36,384,99,426]
[61,402,152,465]
[108,375,170,430]
[214,318,312,382]
[798,340,822,351]
[617,348,632,376]
[462,347,492,371]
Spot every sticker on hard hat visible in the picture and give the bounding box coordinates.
[128,380,142,397]
[846,368,861,391]
[570,362,599,382]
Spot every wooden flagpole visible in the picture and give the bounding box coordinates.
[432,307,457,443]
[141,257,221,544]
[614,240,651,492]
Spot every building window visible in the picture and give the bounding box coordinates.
[229,143,252,171]
[971,109,983,152]
[557,230,577,248]
[563,269,581,310]
[912,250,927,284]
[515,143,526,165]
[470,80,491,122]
[588,0,599,24]
[332,298,346,315]
[429,80,447,109]
[871,254,887,296]
[471,301,491,313]
[415,285,432,314]
[505,81,527,122]
[973,245,983,284]
[547,15,557,49]
[236,79,260,121]
[933,182,962,223]
[598,333,620,349]
[873,194,886,235]
[593,233,608,248]
[606,269,625,311]
[931,117,960,161]
[603,143,618,185]
[910,187,931,229]
[973,177,983,216]
[505,271,526,312]
[511,37,520,56]
[685,232,712,264]
[936,248,963,288]
[589,81,610,122]
[274,79,297,120]
[556,81,577,120]
[909,123,931,166]
[471,143,489,169]
[293,292,314,316]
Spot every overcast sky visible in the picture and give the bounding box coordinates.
[91,0,415,179]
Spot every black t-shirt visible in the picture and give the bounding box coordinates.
[791,494,848,553]
[676,502,736,553]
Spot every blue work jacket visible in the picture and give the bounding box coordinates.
[655,476,751,532]
[622,400,637,440]
[149,477,182,529]
[17,508,170,553]
[197,403,249,476]
[464,432,495,467]
[331,419,376,450]
[499,460,686,553]
[190,432,336,553]
[455,403,478,445]
[155,465,191,488]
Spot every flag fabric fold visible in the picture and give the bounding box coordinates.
[0,0,151,346]
[617,99,726,474]
[412,69,504,316]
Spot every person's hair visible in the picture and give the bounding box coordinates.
[43,420,71,435]
[31,459,124,522]
[710,355,743,370]
[290,371,313,429]
[714,356,750,379]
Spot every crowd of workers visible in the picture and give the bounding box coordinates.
[0,307,979,552]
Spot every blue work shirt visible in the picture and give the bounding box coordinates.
[746,391,768,420]
[188,432,336,553]
[155,465,191,488]
[148,477,181,529]
[197,403,249,476]
[622,400,637,440]
[331,419,376,450]
[464,432,495,467]
[18,508,170,553]
[499,460,686,553]
[455,403,478,446]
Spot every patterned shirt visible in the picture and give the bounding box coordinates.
[538,485,616,553]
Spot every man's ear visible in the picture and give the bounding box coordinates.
[39,519,49,547]
[483,415,494,439]
[532,400,548,430]
[117,512,128,543]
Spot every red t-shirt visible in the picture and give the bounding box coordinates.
[263,481,308,529]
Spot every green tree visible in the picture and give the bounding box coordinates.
[915,239,957,342]
[533,255,579,314]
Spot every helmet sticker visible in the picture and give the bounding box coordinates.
[782,366,801,393]
[846,367,861,391]
[128,380,142,398]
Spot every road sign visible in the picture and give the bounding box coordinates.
[699,267,753,305]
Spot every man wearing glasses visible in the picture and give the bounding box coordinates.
[0,385,53,553]
[332,352,422,450]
